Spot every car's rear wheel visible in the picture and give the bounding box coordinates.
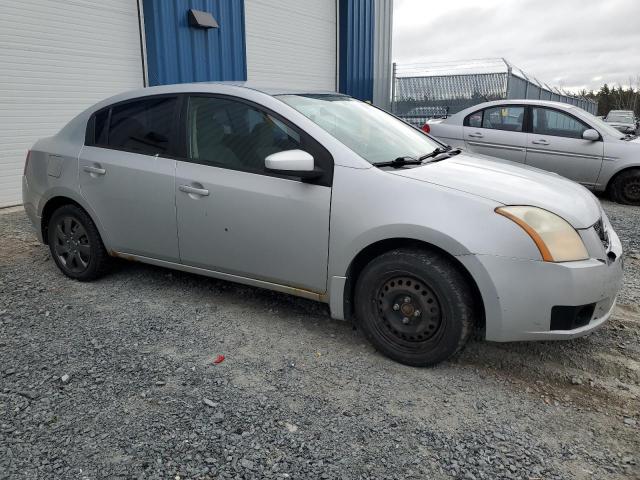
[354,249,476,366]
[610,169,640,206]
[47,204,110,281]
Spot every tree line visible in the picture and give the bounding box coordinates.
[579,81,639,117]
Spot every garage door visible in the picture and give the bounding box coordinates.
[245,0,336,91]
[0,0,144,207]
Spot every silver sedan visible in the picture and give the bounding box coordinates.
[428,99,640,205]
[22,84,623,366]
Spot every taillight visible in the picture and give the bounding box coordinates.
[421,123,431,134]
[24,150,31,175]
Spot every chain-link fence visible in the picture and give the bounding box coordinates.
[392,59,598,122]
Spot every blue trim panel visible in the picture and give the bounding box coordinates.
[339,0,374,101]
[143,0,247,86]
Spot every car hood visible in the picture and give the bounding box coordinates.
[389,152,601,229]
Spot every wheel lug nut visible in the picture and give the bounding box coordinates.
[402,317,410,324]
[403,297,411,303]
[414,310,421,317]
[392,304,400,311]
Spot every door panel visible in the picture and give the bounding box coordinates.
[525,136,604,185]
[525,107,604,186]
[463,105,526,163]
[175,94,332,293]
[79,147,179,260]
[176,162,331,292]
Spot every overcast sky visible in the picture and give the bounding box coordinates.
[392,0,640,92]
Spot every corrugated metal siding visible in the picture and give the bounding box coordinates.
[339,0,374,101]
[142,0,246,86]
[372,0,392,110]
[526,84,541,99]
[507,75,527,99]
[0,0,144,207]
[245,0,336,90]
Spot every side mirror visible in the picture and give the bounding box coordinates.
[582,129,600,141]
[265,150,323,179]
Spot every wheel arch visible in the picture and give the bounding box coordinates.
[342,237,486,334]
[39,192,110,248]
[606,165,640,193]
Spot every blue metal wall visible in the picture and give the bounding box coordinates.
[142,0,246,86]
[339,0,374,101]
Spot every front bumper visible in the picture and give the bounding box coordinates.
[458,226,623,342]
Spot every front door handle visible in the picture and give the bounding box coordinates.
[83,165,106,175]
[531,139,549,145]
[179,184,210,197]
[468,132,484,138]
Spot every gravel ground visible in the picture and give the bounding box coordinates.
[1,199,638,480]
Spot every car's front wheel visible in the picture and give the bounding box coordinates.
[354,249,476,366]
[610,168,640,206]
[47,204,110,281]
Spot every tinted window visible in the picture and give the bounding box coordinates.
[466,110,482,127]
[107,97,177,155]
[94,109,109,145]
[532,107,589,139]
[481,106,524,132]
[187,96,304,173]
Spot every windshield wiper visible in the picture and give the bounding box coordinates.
[417,146,451,161]
[373,156,424,168]
[374,146,461,168]
[420,146,462,162]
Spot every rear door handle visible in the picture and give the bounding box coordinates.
[83,165,106,175]
[531,139,549,145]
[179,185,210,197]
[468,132,484,138]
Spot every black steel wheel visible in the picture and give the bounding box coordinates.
[47,204,110,281]
[610,168,640,206]
[376,276,443,344]
[355,249,476,366]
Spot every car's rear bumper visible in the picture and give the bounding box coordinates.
[22,175,43,243]
[458,227,623,342]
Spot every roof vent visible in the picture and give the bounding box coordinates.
[188,9,219,29]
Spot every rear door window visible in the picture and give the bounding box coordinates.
[101,96,178,155]
[481,106,525,132]
[465,110,483,127]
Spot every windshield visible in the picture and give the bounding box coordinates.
[605,114,634,123]
[277,94,441,164]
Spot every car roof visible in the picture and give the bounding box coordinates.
[446,99,590,121]
[462,99,582,110]
[107,81,341,100]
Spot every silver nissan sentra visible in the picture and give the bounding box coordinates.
[22,83,623,366]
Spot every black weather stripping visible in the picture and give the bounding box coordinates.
[188,9,219,29]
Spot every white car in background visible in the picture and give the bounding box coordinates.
[604,110,638,135]
[428,100,640,205]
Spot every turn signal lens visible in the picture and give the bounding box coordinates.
[495,206,589,262]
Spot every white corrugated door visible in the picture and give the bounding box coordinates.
[244,0,336,91]
[0,0,144,207]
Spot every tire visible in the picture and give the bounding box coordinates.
[609,169,640,206]
[354,249,476,367]
[47,204,110,281]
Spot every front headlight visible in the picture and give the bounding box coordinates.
[495,206,589,262]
